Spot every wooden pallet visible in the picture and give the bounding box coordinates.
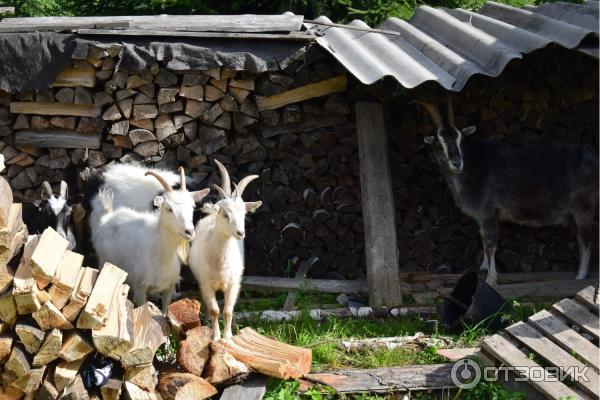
[481,285,600,400]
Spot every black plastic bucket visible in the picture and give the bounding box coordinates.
[441,269,512,332]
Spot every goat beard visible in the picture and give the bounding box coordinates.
[177,239,190,264]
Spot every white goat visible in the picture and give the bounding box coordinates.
[188,160,261,340]
[92,168,209,313]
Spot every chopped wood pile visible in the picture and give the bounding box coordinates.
[0,43,365,282]
[0,160,312,399]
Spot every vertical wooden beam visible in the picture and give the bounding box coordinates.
[355,102,402,309]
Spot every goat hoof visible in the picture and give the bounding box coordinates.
[575,273,587,280]
[485,275,498,287]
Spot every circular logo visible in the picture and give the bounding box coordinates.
[451,358,481,389]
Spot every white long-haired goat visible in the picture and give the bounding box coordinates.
[92,168,209,312]
[188,160,261,340]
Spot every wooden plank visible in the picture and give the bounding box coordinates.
[256,75,347,111]
[15,129,102,149]
[506,321,599,396]
[219,374,267,400]
[10,102,102,117]
[436,348,479,362]
[62,266,98,322]
[4,14,303,32]
[355,102,402,309]
[77,262,127,329]
[553,298,600,340]
[283,258,317,311]
[528,309,599,372]
[242,276,368,294]
[575,285,599,314]
[305,364,454,393]
[77,29,314,41]
[92,284,133,360]
[496,279,599,300]
[52,68,96,88]
[260,114,347,138]
[481,334,580,400]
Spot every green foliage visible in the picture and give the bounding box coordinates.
[454,380,526,400]
[0,0,72,16]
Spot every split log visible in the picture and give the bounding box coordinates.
[125,364,157,392]
[32,301,73,330]
[167,298,201,336]
[77,262,127,330]
[74,88,93,105]
[15,129,102,149]
[203,340,249,385]
[11,365,45,394]
[12,114,29,129]
[62,267,98,322]
[32,328,62,366]
[100,378,122,400]
[178,85,203,101]
[54,357,86,392]
[116,89,137,102]
[0,225,25,269]
[157,88,179,105]
[10,102,102,117]
[92,283,133,360]
[229,87,250,104]
[0,203,22,248]
[221,327,312,379]
[256,75,347,111]
[204,85,225,102]
[110,120,129,136]
[132,105,158,120]
[124,381,159,400]
[210,79,227,92]
[119,99,134,119]
[120,302,168,368]
[3,345,30,385]
[0,386,23,400]
[129,118,153,131]
[48,251,84,309]
[229,79,255,91]
[127,75,151,90]
[157,372,217,400]
[0,175,13,228]
[15,321,45,354]
[0,333,13,362]
[176,326,211,376]
[129,129,155,146]
[13,235,41,315]
[30,227,69,289]
[60,375,89,400]
[0,292,17,325]
[37,379,59,400]
[52,68,96,88]
[102,103,122,121]
[59,331,93,362]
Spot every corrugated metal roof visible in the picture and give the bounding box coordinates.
[306,1,599,91]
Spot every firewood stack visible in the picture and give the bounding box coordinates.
[0,43,364,281]
[0,229,312,399]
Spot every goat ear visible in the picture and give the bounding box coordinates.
[153,196,164,208]
[245,201,262,213]
[461,126,476,136]
[191,188,210,202]
[423,136,435,144]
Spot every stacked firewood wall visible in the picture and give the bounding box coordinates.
[389,46,599,275]
[0,44,363,279]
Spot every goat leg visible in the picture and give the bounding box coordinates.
[480,218,499,286]
[478,227,489,272]
[223,283,241,340]
[202,287,221,341]
[161,287,175,315]
[576,227,592,280]
[134,287,148,307]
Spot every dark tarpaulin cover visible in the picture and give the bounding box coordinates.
[0,31,308,92]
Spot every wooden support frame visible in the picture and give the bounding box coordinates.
[355,102,402,308]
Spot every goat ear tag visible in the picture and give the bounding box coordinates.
[423,136,435,144]
[245,201,262,213]
[461,126,477,136]
[153,196,164,207]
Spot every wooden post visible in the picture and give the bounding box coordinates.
[355,102,402,309]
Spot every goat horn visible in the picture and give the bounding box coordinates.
[446,98,455,127]
[213,159,231,197]
[41,181,53,198]
[410,100,443,130]
[178,167,186,191]
[60,181,68,199]
[213,184,228,200]
[145,171,173,192]
[233,175,259,198]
